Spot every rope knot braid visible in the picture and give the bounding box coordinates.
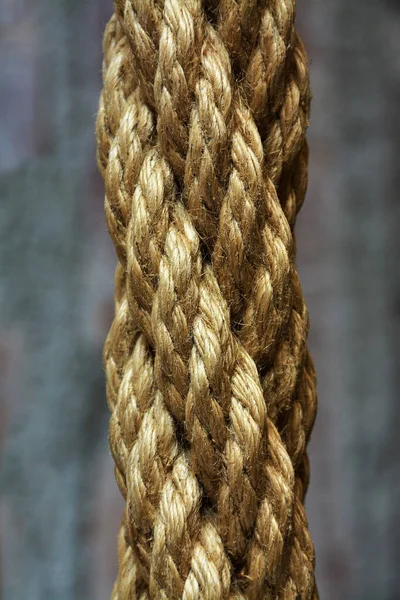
[97,2,318,598]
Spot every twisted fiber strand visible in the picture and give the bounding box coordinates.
[117,3,292,540]
[97,17,142,595]
[215,3,309,199]
[116,4,297,591]
[96,17,227,596]
[212,3,311,230]
[125,147,235,595]
[101,14,235,597]
[186,265,294,595]
[213,0,262,75]
[108,154,233,596]
[118,0,294,351]
[98,17,154,597]
[214,1,314,485]
[267,46,316,592]
[129,0,297,398]
[98,0,317,597]
[112,2,306,596]
[222,10,316,592]
[183,24,233,244]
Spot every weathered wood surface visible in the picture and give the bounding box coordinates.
[1,1,399,599]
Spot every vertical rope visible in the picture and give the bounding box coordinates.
[97,2,318,598]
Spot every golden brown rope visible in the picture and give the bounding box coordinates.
[97,2,318,598]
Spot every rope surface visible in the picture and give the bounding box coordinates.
[97,2,318,598]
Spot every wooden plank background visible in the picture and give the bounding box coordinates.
[1,1,399,598]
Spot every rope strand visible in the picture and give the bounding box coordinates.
[97,1,317,597]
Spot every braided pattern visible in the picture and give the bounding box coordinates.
[97,1,317,598]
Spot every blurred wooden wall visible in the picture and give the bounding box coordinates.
[1,1,399,599]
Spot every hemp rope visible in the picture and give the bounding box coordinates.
[97,2,317,598]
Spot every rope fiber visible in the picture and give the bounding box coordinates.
[97,1,318,597]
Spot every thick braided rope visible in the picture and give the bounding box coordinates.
[97,2,317,598]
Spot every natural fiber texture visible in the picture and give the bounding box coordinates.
[97,2,317,598]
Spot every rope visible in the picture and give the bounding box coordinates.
[97,2,318,598]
